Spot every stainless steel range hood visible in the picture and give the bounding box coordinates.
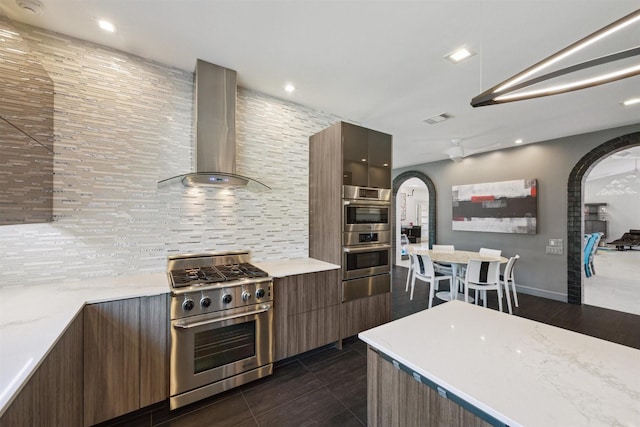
[158,60,270,191]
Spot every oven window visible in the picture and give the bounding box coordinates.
[193,321,256,374]
[346,250,389,271]
[345,206,389,224]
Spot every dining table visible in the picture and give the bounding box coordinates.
[413,248,508,303]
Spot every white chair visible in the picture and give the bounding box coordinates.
[431,244,455,275]
[405,252,415,292]
[410,253,452,308]
[500,255,520,310]
[479,247,502,257]
[461,259,505,313]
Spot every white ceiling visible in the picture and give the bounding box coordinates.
[1,0,639,168]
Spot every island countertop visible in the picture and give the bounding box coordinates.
[359,300,640,426]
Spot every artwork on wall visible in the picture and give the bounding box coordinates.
[452,178,537,234]
[400,192,406,221]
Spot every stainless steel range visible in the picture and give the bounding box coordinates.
[168,251,274,410]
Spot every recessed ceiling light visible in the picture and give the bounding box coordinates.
[623,97,640,106]
[515,139,523,144]
[284,83,295,93]
[98,19,115,33]
[423,113,453,125]
[445,47,475,63]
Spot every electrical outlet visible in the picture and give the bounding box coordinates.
[546,246,563,255]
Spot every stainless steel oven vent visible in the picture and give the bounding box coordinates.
[158,60,270,191]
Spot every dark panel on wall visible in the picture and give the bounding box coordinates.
[0,17,54,225]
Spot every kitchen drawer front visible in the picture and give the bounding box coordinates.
[341,292,391,339]
[342,273,391,303]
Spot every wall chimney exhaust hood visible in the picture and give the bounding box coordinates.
[158,60,270,191]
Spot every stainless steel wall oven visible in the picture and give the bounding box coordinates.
[342,185,392,302]
[167,252,273,410]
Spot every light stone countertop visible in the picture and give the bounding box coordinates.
[359,300,640,427]
[0,257,339,418]
[254,257,339,278]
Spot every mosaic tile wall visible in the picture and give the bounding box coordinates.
[0,23,340,287]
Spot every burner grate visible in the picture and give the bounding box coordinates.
[170,266,226,287]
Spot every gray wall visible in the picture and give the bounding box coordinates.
[393,123,640,301]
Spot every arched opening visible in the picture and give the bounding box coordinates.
[392,171,436,266]
[567,132,640,304]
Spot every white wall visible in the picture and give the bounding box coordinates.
[0,21,340,287]
[585,174,640,240]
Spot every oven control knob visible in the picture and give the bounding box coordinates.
[200,296,211,308]
[222,294,233,304]
[182,299,195,311]
[241,291,252,302]
[255,288,266,299]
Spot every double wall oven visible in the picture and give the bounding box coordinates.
[168,252,273,410]
[342,185,392,301]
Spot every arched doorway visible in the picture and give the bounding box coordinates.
[567,132,640,304]
[392,171,436,266]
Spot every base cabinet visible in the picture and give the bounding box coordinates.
[84,294,168,426]
[0,313,83,427]
[341,293,391,339]
[367,347,491,427]
[274,270,341,360]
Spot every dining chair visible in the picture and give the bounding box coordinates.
[405,252,415,292]
[479,247,502,257]
[500,255,519,310]
[431,244,455,275]
[461,259,505,313]
[410,253,452,308]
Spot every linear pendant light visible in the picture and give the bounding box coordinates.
[471,8,640,107]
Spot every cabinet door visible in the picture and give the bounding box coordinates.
[0,313,83,427]
[341,292,391,339]
[84,299,141,426]
[342,122,369,187]
[367,130,392,189]
[274,270,341,360]
[140,294,169,407]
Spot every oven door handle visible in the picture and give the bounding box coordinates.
[343,244,391,253]
[173,304,272,329]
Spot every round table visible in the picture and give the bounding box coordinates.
[413,249,508,302]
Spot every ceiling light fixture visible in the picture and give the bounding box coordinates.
[284,83,295,93]
[515,139,523,144]
[98,19,115,33]
[445,47,475,63]
[471,8,640,107]
[623,97,640,106]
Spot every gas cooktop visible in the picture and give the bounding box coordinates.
[167,252,269,289]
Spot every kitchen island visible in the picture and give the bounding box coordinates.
[359,300,640,427]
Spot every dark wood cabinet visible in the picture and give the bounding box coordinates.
[274,270,341,361]
[342,122,392,188]
[0,313,83,427]
[84,294,169,426]
[310,122,393,342]
[0,294,169,427]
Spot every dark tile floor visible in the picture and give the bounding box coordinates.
[102,266,640,426]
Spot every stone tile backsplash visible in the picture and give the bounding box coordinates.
[0,23,340,287]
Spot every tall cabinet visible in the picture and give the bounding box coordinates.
[309,122,392,340]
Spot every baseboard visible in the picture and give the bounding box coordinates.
[515,285,567,303]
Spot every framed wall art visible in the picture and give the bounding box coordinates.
[452,178,537,234]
